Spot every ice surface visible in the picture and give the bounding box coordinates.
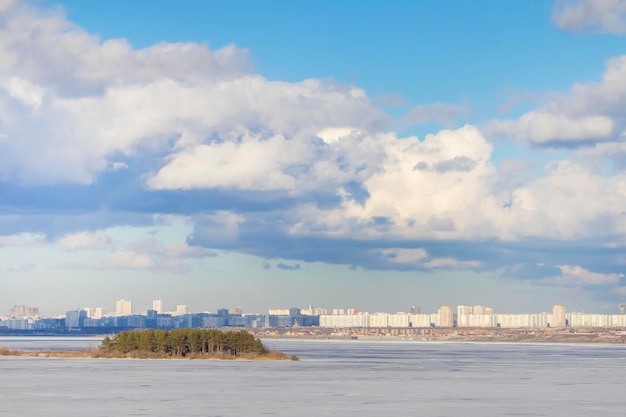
[1,338,625,416]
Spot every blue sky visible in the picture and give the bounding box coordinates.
[2,0,626,315]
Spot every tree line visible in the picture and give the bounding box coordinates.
[100,329,267,358]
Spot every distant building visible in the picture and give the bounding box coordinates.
[268,308,291,315]
[65,310,87,329]
[473,305,486,315]
[619,304,626,315]
[10,304,25,317]
[300,306,314,315]
[320,313,369,328]
[552,305,566,327]
[116,299,132,316]
[84,307,105,319]
[9,305,38,318]
[229,306,242,315]
[409,313,437,328]
[152,300,164,314]
[175,305,188,316]
[438,305,454,327]
[4,319,29,330]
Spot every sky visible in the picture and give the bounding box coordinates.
[2,0,626,316]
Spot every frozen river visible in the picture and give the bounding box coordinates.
[1,337,625,416]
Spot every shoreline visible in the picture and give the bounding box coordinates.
[0,347,296,360]
[252,327,626,344]
[3,326,626,346]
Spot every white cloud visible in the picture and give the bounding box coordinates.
[56,230,110,251]
[0,0,17,13]
[98,249,154,270]
[500,160,626,240]
[316,127,362,144]
[0,3,385,186]
[0,233,46,247]
[381,247,481,270]
[1,76,44,109]
[109,162,128,171]
[290,125,499,240]
[5,0,626,292]
[547,265,625,286]
[422,258,482,269]
[284,123,626,244]
[553,0,626,34]
[382,248,428,264]
[485,55,626,146]
[148,134,307,191]
[487,112,614,144]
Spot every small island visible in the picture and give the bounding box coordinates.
[0,329,297,360]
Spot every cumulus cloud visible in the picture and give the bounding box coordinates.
[0,2,386,186]
[485,56,626,147]
[553,0,626,34]
[1,76,44,109]
[381,248,481,270]
[539,265,625,286]
[0,0,17,13]
[487,112,614,145]
[0,233,46,247]
[148,134,308,191]
[382,248,428,264]
[5,0,626,309]
[56,230,110,251]
[93,236,216,273]
[98,249,155,270]
[289,125,498,241]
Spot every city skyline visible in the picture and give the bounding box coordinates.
[5,298,626,319]
[3,1,626,314]
[5,300,626,332]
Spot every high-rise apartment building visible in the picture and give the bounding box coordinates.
[66,309,87,328]
[94,307,107,319]
[552,304,566,327]
[268,308,291,315]
[152,299,164,314]
[9,305,39,318]
[619,304,626,315]
[473,305,486,315]
[84,307,107,319]
[300,306,314,316]
[457,305,473,317]
[175,304,187,316]
[116,299,132,316]
[438,305,454,327]
[10,304,26,317]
